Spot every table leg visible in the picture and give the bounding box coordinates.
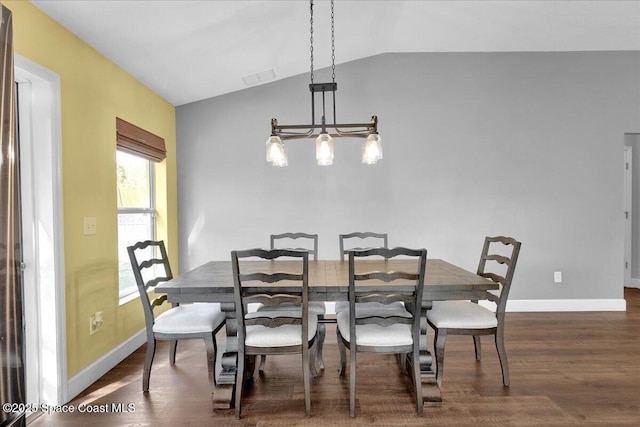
[400,302,441,406]
[212,302,237,409]
[418,302,442,406]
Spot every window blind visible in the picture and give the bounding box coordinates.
[116,117,166,162]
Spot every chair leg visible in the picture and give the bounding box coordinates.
[495,329,510,386]
[473,335,482,360]
[434,328,447,388]
[316,322,326,370]
[258,355,266,373]
[413,347,423,416]
[169,340,178,365]
[203,334,217,390]
[309,340,319,378]
[235,352,245,419]
[349,345,356,417]
[337,328,347,377]
[399,353,408,374]
[143,339,156,392]
[212,334,218,385]
[302,343,311,416]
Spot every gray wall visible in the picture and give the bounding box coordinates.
[176,52,640,301]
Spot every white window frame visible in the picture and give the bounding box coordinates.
[117,151,156,303]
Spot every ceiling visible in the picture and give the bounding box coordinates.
[31,0,640,106]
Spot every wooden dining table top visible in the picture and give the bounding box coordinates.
[155,259,497,303]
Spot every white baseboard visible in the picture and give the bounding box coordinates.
[329,299,626,314]
[481,299,627,312]
[628,279,640,289]
[66,329,146,402]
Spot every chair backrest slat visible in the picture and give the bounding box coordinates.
[146,276,173,289]
[484,254,512,266]
[354,270,420,282]
[239,271,303,283]
[339,232,388,260]
[244,310,303,328]
[271,233,318,260]
[138,258,165,270]
[356,292,412,305]
[243,293,302,307]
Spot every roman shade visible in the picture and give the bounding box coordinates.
[116,117,166,162]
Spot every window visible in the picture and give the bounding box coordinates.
[115,117,166,301]
[117,150,155,300]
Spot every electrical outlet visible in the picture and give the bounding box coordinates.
[89,311,104,335]
[83,217,97,235]
[554,271,562,283]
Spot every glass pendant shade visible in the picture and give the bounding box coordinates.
[266,135,288,167]
[362,133,383,165]
[316,133,334,166]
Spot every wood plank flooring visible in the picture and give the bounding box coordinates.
[30,288,640,426]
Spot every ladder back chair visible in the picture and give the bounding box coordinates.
[127,240,225,392]
[231,248,317,419]
[260,233,327,372]
[427,236,521,387]
[336,247,427,417]
[335,232,400,314]
[338,231,388,260]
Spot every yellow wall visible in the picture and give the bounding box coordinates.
[6,1,178,377]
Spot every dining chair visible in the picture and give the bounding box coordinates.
[231,248,317,419]
[427,236,521,387]
[335,232,400,315]
[336,247,427,417]
[338,231,388,260]
[259,232,327,373]
[127,240,225,392]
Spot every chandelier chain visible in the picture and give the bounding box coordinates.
[310,0,314,84]
[331,0,335,82]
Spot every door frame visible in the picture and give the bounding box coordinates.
[624,145,632,287]
[15,54,67,406]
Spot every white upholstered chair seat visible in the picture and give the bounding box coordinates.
[244,312,318,347]
[427,301,498,329]
[334,300,405,314]
[153,303,225,334]
[336,311,413,347]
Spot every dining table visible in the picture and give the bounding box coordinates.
[155,258,497,409]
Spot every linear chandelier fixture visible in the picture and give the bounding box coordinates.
[266,0,382,167]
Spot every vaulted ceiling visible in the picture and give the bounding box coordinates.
[31,0,640,106]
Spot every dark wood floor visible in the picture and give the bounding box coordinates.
[31,288,640,426]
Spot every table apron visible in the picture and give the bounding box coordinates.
[162,288,491,304]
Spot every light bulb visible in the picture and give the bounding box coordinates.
[316,133,334,166]
[266,135,288,166]
[362,133,383,165]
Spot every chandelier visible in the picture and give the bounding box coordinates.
[266,0,382,167]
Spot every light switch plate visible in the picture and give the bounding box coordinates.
[83,217,97,235]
